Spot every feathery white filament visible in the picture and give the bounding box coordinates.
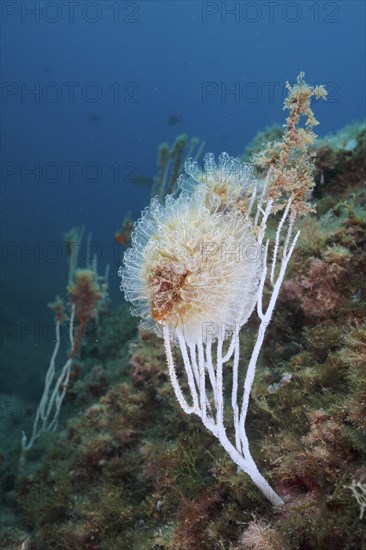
[120,176,262,345]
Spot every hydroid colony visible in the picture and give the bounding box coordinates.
[120,74,327,504]
[122,156,260,343]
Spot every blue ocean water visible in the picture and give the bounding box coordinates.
[1,0,365,397]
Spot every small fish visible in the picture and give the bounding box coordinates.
[88,114,101,122]
[115,213,134,247]
[115,232,127,246]
[168,115,183,127]
[133,175,153,186]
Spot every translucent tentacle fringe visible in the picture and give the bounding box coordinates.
[119,73,327,505]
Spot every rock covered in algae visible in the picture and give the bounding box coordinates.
[0,122,365,550]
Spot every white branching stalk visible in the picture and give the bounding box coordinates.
[19,306,76,467]
[161,196,299,506]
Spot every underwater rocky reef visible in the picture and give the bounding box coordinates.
[1,121,365,550]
